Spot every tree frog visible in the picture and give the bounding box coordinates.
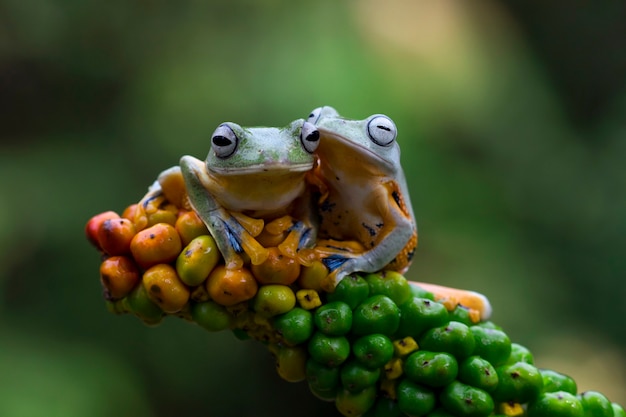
[142,119,321,269]
[308,106,491,320]
[306,106,418,287]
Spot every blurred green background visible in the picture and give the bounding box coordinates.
[1,1,624,416]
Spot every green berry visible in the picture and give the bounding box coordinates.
[470,325,511,367]
[506,343,534,365]
[527,391,584,417]
[340,359,381,393]
[352,295,400,336]
[409,283,436,301]
[273,307,313,345]
[397,378,436,417]
[475,321,503,330]
[327,273,370,309]
[308,331,351,367]
[308,383,338,402]
[352,333,395,369]
[335,386,377,417]
[458,356,499,392]
[127,283,164,325]
[191,300,231,332]
[364,271,412,305]
[363,398,403,417]
[425,408,456,417]
[492,361,544,403]
[176,235,219,286]
[578,391,614,417]
[439,381,494,417]
[612,403,626,417]
[449,305,475,327]
[540,369,577,395]
[231,328,250,340]
[306,357,340,391]
[314,301,353,336]
[397,297,449,339]
[404,350,458,388]
[418,321,476,359]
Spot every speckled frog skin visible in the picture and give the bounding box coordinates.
[307,106,418,288]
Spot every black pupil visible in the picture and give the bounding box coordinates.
[213,135,232,147]
[305,130,320,142]
[377,125,391,132]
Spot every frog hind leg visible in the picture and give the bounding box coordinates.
[411,282,493,321]
[180,155,268,268]
[135,166,184,229]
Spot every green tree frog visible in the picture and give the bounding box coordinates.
[142,119,321,269]
[306,106,418,287]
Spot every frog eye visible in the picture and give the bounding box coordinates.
[367,115,397,147]
[211,124,238,158]
[300,121,320,153]
[307,107,323,124]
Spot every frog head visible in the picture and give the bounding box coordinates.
[307,106,401,178]
[201,118,320,213]
[206,118,319,175]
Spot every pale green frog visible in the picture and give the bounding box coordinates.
[142,119,321,269]
[306,106,417,287]
[308,106,491,319]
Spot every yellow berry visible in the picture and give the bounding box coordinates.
[384,358,403,380]
[296,289,322,310]
[393,337,419,357]
[142,263,190,313]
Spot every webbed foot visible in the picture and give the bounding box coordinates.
[180,155,269,268]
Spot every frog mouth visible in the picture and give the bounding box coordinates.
[210,162,314,175]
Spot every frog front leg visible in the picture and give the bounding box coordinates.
[180,155,269,269]
[321,184,416,290]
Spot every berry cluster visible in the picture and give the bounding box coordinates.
[86,196,624,417]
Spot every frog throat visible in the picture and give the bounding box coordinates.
[316,129,396,176]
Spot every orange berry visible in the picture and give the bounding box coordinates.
[206,266,258,306]
[86,211,119,248]
[97,218,136,256]
[122,204,139,221]
[251,247,300,285]
[99,256,140,300]
[175,210,209,246]
[130,223,182,269]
